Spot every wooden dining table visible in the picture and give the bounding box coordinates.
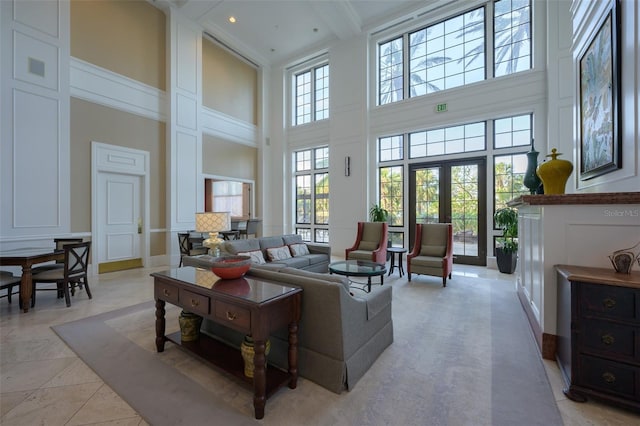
[0,247,63,312]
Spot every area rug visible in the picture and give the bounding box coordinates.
[52,302,257,426]
[52,274,564,426]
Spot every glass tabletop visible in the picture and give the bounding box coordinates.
[329,260,386,276]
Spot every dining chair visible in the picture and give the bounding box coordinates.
[31,238,84,274]
[239,219,260,239]
[0,271,21,304]
[178,233,208,267]
[31,241,92,307]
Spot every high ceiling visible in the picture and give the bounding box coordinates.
[151,0,439,65]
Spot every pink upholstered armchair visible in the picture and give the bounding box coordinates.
[345,222,388,264]
[407,223,454,287]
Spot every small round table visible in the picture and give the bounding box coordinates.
[329,260,386,293]
[387,247,408,277]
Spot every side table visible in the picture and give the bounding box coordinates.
[387,247,407,277]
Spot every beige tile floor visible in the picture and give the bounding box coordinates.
[1,264,638,425]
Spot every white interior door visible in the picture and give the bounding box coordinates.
[97,172,141,265]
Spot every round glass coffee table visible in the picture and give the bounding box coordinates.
[329,260,387,293]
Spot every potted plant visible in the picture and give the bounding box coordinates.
[369,204,391,260]
[494,207,518,274]
[369,204,389,222]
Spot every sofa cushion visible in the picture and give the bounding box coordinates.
[358,241,378,251]
[223,239,260,255]
[289,243,310,257]
[421,245,445,257]
[275,257,310,269]
[411,255,443,268]
[282,234,304,245]
[266,246,292,261]
[259,236,286,251]
[238,250,266,265]
[306,253,329,266]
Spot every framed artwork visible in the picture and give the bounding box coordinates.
[578,1,621,181]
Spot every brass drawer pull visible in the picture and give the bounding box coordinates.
[226,311,237,320]
[190,299,199,307]
[163,289,170,297]
[602,297,616,309]
[601,334,615,345]
[602,372,616,384]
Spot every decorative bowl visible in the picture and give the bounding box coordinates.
[210,255,252,279]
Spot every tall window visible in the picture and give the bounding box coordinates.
[494,0,532,77]
[493,113,532,240]
[294,147,329,243]
[212,181,244,217]
[294,64,329,125]
[377,0,531,105]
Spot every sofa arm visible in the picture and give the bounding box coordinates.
[352,285,392,320]
[307,243,331,257]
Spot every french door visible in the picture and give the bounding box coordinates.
[409,158,487,266]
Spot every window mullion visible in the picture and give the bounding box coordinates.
[403,33,410,101]
[487,2,495,80]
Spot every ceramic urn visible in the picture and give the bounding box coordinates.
[536,148,573,195]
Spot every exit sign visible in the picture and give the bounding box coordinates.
[436,103,448,112]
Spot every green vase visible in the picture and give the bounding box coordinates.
[523,140,542,194]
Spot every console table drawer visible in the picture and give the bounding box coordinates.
[155,283,179,304]
[579,283,637,321]
[180,289,209,315]
[214,300,251,333]
[577,355,639,400]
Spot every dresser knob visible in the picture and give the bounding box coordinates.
[601,334,615,345]
[602,372,616,384]
[226,311,237,320]
[190,299,199,307]
[602,297,616,309]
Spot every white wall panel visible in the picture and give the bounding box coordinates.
[70,58,166,122]
[13,89,59,228]
[13,30,58,90]
[176,93,197,130]
[176,24,198,94]
[175,132,198,224]
[14,0,58,37]
[201,106,257,146]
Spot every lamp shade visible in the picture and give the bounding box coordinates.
[195,212,231,233]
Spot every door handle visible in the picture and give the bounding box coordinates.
[138,218,142,234]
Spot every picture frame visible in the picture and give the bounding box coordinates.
[578,1,621,181]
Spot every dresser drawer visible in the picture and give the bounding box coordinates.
[581,319,637,360]
[180,289,209,316]
[214,300,251,333]
[577,355,639,401]
[155,282,179,304]
[579,283,637,321]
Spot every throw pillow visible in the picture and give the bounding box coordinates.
[237,250,266,265]
[266,246,292,261]
[421,245,446,257]
[289,243,310,257]
[358,241,378,251]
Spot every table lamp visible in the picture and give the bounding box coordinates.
[195,212,231,256]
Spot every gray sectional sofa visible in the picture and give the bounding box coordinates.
[220,234,331,273]
[183,240,393,394]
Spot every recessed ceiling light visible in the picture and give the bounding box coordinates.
[229,16,236,23]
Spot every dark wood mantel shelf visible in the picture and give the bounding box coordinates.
[508,192,640,207]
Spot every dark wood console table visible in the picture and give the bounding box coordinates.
[151,267,302,419]
[556,265,640,413]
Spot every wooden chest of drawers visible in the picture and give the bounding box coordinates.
[556,265,640,413]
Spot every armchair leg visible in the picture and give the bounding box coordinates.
[408,273,412,282]
[442,276,447,287]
